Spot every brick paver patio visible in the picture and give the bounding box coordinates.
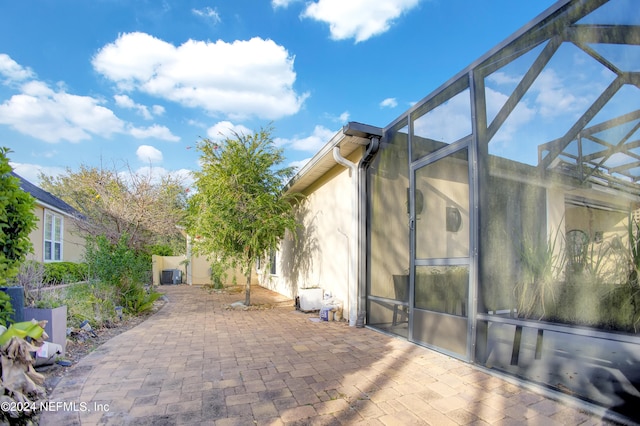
[40,285,618,425]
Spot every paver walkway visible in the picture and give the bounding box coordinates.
[40,285,619,425]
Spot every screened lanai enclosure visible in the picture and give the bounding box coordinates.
[366,0,639,420]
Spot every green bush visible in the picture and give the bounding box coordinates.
[210,260,228,289]
[42,262,88,285]
[120,282,163,315]
[0,147,37,286]
[147,244,174,256]
[85,235,149,286]
[84,234,160,315]
[65,281,117,328]
[0,292,15,327]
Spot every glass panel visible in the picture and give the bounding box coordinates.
[589,86,640,126]
[54,216,61,241]
[411,87,471,161]
[577,0,640,26]
[368,120,410,338]
[54,243,61,261]
[489,42,618,165]
[44,213,52,240]
[484,43,546,126]
[480,8,640,334]
[476,321,640,420]
[587,44,640,72]
[476,1,640,418]
[269,250,277,275]
[415,149,469,259]
[415,265,468,316]
[413,307,468,357]
[44,241,51,261]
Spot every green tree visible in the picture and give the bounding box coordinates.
[0,147,37,286]
[40,163,187,251]
[187,127,300,305]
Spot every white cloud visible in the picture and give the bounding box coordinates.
[275,125,336,152]
[289,157,311,172]
[487,71,522,86]
[136,145,163,164]
[0,54,35,82]
[533,69,590,118]
[324,110,350,123]
[192,7,221,25]
[151,105,165,116]
[485,87,536,144]
[114,94,164,120]
[0,55,180,144]
[272,0,298,8]
[206,121,252,141]
[92,33,309,120]
[380,97,398,108]
[302,0,420,43]
[129,124,180,141]
[413,90,471,143]
[9,162,66,185]
[0,80,125,142]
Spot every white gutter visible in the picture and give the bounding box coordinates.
[333,147,359,326]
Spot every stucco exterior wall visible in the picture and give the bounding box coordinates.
[152,254,256,287]
[29,205,45,261]
[262,151,361,316]
[28,205,85,263]
[62,218,85,262]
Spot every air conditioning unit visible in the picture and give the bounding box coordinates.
[161,269,182,285]
[297,288,323,312]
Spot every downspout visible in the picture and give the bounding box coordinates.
[333,147,358,326]
[333,136,380,327]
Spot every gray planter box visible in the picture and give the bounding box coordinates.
[23,305,67,355]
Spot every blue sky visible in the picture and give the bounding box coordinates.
[1,0,557,186]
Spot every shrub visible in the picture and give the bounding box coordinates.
[0,292,15,327]
[84,234,149,286]
[0,147,37,286]
[84,234,161,315]
[42,262,88,285]
[65,281,117,328]
[120,281,163,315]
[210,260,228,289]
[147,244,174,256]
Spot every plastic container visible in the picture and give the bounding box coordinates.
[320,307,330,321]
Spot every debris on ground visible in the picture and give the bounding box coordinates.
[0,320,49,423]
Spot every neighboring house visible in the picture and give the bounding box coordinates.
[12,172,85,263]
[264,0,640,422]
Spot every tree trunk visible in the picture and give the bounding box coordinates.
[244,267,252,306]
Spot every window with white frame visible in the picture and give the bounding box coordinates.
[269,249,277,275]
[44,211,62,261]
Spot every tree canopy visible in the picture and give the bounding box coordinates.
[186,126,300,305]
[0,147,37,286]
[40,164,187,252]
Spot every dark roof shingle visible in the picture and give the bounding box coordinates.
[11,171,80,217]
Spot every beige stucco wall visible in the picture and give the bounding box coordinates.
[29,205,45,261]
[62,218,85,262]
[152,254,255,286]
[261,152,360,316]
[28,205,85,263]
